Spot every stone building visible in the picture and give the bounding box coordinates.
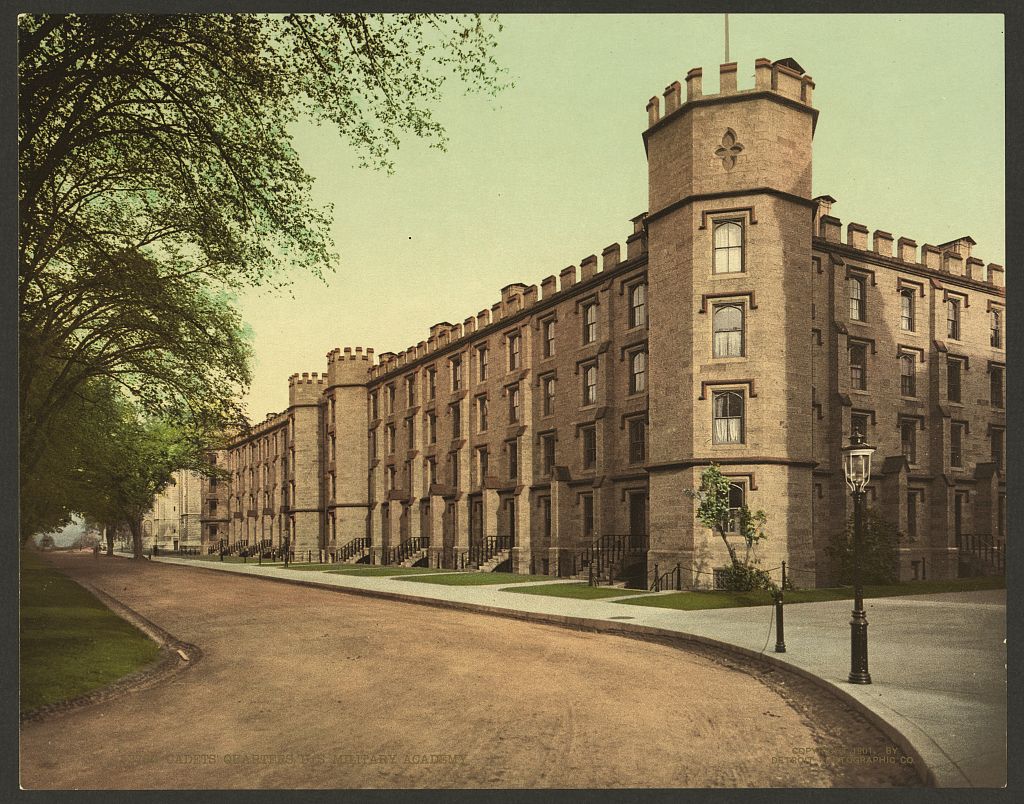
[142,469,203,551]
[202,57,1005,585]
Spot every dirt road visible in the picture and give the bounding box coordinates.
[21,554,918,788]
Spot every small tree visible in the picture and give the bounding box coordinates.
[690,465,776,592]
[826,509,902,585]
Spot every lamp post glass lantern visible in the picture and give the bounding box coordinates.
[842,431,875,684]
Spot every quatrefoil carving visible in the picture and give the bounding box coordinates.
[714,128,744,171]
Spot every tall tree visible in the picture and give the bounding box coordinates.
[691,464,775,592]
[19,13,507,536]
[69,385,215,559]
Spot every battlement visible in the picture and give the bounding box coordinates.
[326,346,375,387]
[327,346,375,365]
[366,214,648,381]
[647,57,814,128]
[813,199,1004,288]
[288,371,328,406]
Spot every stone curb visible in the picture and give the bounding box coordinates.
[158,558,934,786]
[20,575,202,725]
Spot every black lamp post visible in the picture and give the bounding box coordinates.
[842,430,876,685]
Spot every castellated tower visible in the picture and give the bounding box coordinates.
[325,347,374,552]
[644,58,819,582]
[288,371,328,556]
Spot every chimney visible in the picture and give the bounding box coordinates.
[872,230,893,257]
[847,222,868,251]
[601,243,621,271]
[559,265,577,290]
[897,237,918,263]
[580,254,598,282]
[819,215,841,243]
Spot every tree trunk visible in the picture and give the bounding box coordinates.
[717,525,740,567]
[128,517,144,559]
[105,524,114,556]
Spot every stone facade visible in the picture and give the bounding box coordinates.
[142,469,203,550]
[206,57,1005,585]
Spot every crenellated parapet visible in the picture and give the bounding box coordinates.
[288,371,328,406]
[647,57,815,129]
[812,197,1004,288]
[366,214,647,380]
[326,346,375,387]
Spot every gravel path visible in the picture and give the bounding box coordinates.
[20,554,919,789]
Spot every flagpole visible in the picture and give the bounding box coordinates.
[725,13,730,63]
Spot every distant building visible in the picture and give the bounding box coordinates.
[203,57,1005,584]
[142,469,203,551]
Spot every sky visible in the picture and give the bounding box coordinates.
[235,13,1005,421]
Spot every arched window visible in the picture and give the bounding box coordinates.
[900,353,916,397]
[629,283,647,328]
[582,363,597,405]
[583,303,598,344]
[900,288,915,331]
[713,221,743,273]
[712,391,744,444]
[848,276,866,321]
[713,304,744,358]
[630,350,647,393]
[724,482,745,532]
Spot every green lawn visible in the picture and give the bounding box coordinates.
[20,551,161,713]
[271,562,339,571]
[396,571,557,586]
[614,575,1007,611]
[166,554,254,564]
[326,566,451,577]
[503,583,653,600]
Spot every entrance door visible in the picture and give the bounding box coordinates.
[954,492,965,548]
[443,502,455,549]
[505,498,516,547]
[470,497,483,546]
[420,500,431,543]
[629,491,648,550]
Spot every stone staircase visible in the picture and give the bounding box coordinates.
[336,536,371,564]
[477,550,511,573]
[399,548,429,567]
[958,534,1005,577]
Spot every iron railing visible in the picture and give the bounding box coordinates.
[384,537,429,566]
[466,535,512,568]
[960,534,1005,573]
[562,533,649,585]
[650,562,682,592]
[337,536,369,562]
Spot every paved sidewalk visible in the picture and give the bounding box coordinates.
[147,556,1006,788]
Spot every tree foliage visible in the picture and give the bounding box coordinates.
[826,509,902,586]
[691,464,775,592]
[19,13,507,538]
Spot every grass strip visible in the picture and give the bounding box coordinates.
[502,583,652,600]
[20,551,161,713]
[326,566,451,577]
[614,575,1006,611]
[395,572,557,586]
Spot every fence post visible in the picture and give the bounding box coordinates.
[675,562,681,591]
[653,562,659,591]
[921,556,926,580]
[774,588,786,653]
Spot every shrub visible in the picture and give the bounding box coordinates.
[827,509,902,585]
